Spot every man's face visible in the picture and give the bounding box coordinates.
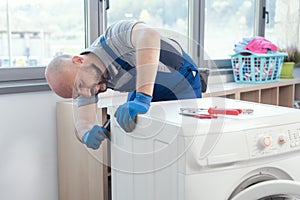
[72,64,107,98]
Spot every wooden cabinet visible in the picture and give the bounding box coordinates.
[56,101,110,200]
[56,90,126,200]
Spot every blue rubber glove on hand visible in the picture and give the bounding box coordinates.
[115,92,152,132]
[82,125,109,150]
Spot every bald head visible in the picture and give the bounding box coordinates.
[45,54,78,98]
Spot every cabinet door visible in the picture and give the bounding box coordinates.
[56,102,108,200]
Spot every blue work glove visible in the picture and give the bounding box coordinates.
[115,92,152,132]
[82,125,109,150]
[127,91,136,102]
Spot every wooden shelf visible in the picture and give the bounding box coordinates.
[203,77,300,108]
[261,87,277,105]
[295,84,300,101]
[279,85,294,107]
[240,90,260,103]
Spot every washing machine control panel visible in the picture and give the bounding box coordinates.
[247,123,300,158]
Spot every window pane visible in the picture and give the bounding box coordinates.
[0,0,85,68]
[107,0,189,51]
[265,0,300,49]
[204,0,255,60]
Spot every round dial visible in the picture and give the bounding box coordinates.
[257,135,272,149]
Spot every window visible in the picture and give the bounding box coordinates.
[204,0,255,60]
[0,0,85,83]
[265,0,300,49]
[2,0,300,93]
[106,0,189,51]
[189,0,259,69]
[0,0,85,68]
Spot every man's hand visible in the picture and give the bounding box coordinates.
[82,125,109,150]
[115,92,152,132]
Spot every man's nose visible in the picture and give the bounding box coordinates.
[94,85,101,94]
[79,88,92,97]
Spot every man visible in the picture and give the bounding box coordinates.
[46,20,202,150]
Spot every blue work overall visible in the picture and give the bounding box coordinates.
[100,35,202,102]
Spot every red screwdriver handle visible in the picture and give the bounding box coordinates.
[208,107,242,115]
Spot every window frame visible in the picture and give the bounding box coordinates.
[0,0,268,94]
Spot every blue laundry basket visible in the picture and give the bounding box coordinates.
[231,50,287,83]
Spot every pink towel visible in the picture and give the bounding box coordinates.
[245,37,278,53]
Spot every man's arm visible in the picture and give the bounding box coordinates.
[75,103,98,140]
[75,102,108,150]
[114,23,160,132]
[131,23,160,96]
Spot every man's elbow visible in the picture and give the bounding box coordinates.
[144,28,160,41]
[133,24,160,49]
[140,28,160,49]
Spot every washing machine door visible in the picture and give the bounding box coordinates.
[231,180,300,200]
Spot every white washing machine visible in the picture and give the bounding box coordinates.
[109,97,300,200]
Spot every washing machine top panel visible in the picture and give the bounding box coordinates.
[129,97,300,136]
[109,97,300,169]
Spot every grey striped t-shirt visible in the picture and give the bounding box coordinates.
[77,20,183,106]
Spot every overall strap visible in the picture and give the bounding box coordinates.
[100,35,132,71]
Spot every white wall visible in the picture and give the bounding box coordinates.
[0,91,63,200]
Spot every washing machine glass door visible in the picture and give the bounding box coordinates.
[230,180,300,200]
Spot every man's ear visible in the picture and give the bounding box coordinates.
[72,55,84,64]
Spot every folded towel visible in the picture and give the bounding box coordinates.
[233,37,253,53]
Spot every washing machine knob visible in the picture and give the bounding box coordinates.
[257,135,272,149]
[278,135,286,144]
